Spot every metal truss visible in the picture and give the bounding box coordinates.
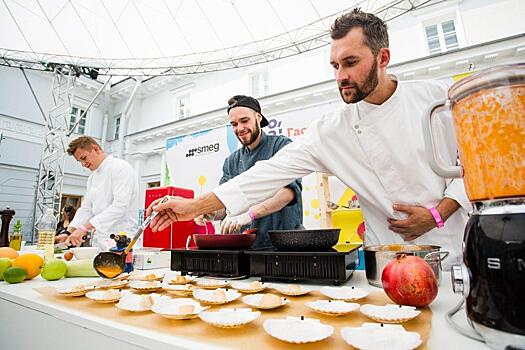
[0,0,442,77]
[31,66,76,242]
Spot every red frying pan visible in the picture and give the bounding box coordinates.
[193,229,257,250]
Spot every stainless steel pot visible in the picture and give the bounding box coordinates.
[364,244,449,287]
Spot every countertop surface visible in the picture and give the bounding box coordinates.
[0,268,488,350]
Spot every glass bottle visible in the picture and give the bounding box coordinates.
[9,219,22,251]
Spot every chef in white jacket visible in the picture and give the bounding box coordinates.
[146,9,469,268]
[65,136,139,249]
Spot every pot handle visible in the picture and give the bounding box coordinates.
[423,251,449,264]
[422,99,463,178]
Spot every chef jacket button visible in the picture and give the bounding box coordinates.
[357,130,362,134]
[354,125,359,129]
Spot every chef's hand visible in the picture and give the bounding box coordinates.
[64,229,85,247]
[146,196,196,232]
[194,212,217,226]
[194,215,207,226]
[387,204,437,241]
[55,233,68,244]
[219,212,253,235]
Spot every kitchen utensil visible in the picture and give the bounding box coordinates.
[193,233,256,250]
[93,195,170,278]
[364,244,449,287]
[267,228,340,251]
[70,247,99,260]
[326,201,350,210]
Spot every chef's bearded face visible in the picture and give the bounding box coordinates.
[330,28,380,104]
[229,106,262,147]
[338,58,378,104]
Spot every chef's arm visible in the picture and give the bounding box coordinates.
[249,187,295,220]
[202,208,227,221]
[435,197,461,223]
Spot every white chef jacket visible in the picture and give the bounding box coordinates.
[70,155,139,247]
[214,79,470,268]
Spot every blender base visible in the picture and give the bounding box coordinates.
[472,321,525,350]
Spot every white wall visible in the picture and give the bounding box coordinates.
[0,66,105,237]
[461,0,525,45]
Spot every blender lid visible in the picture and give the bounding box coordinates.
[448,63,525,101]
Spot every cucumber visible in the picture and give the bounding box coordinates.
[65,259,98,277]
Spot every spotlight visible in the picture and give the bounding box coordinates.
[81,67,99,80]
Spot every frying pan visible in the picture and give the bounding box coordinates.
[268,228,341,251]
[193,233,256,250]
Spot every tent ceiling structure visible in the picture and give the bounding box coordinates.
[0,0,442,77]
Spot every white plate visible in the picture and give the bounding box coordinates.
[85,290,123,303]
[95,279,130,289]
[56,284,96,296]
[128,271,164,281]
[242,293,289,310]
[263,317,333,344]
[165,274,196,285]
[305,300,360,316]
[319,286,368,301]
[129,280,163,292]
[151,298,208,319]
[231,281,268,293]
[199,308,260,328]
[162,283,195,296]
[272,284,311,296]
[360,304,421,323]
[115,293,168,312]
[195,279,231,289]
[341,323,422,350]
[193,288,241,304]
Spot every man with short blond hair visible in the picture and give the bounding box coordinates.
[65,136,139,248]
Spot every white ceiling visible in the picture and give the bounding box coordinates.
[0,0,440,76]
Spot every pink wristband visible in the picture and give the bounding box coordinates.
[78,224,89,233]
[429,207,444,228]
[248,209,256,222]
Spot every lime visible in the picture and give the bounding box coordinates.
[0,257,12,281]
[3,267,27,284]
[41,259,68,281]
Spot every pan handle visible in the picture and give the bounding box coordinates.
[424,251,449,263]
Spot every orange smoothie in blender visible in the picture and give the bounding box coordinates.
[451,84,525,201]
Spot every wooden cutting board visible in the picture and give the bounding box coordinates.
[34,287,431,349]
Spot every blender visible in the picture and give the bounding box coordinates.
[424,63,525,350]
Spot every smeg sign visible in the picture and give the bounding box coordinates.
[185,142,220,158]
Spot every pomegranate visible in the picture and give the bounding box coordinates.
[381,254,438,307]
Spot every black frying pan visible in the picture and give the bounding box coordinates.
[268,228,340,251]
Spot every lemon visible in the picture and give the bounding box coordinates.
[3,267,27,284]
[0,257,12,281]
[41,259,68,281]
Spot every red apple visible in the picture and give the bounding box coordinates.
[381,254,438,307]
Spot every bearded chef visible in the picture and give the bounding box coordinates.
[146,9,469,269]
[65,136,139,249]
